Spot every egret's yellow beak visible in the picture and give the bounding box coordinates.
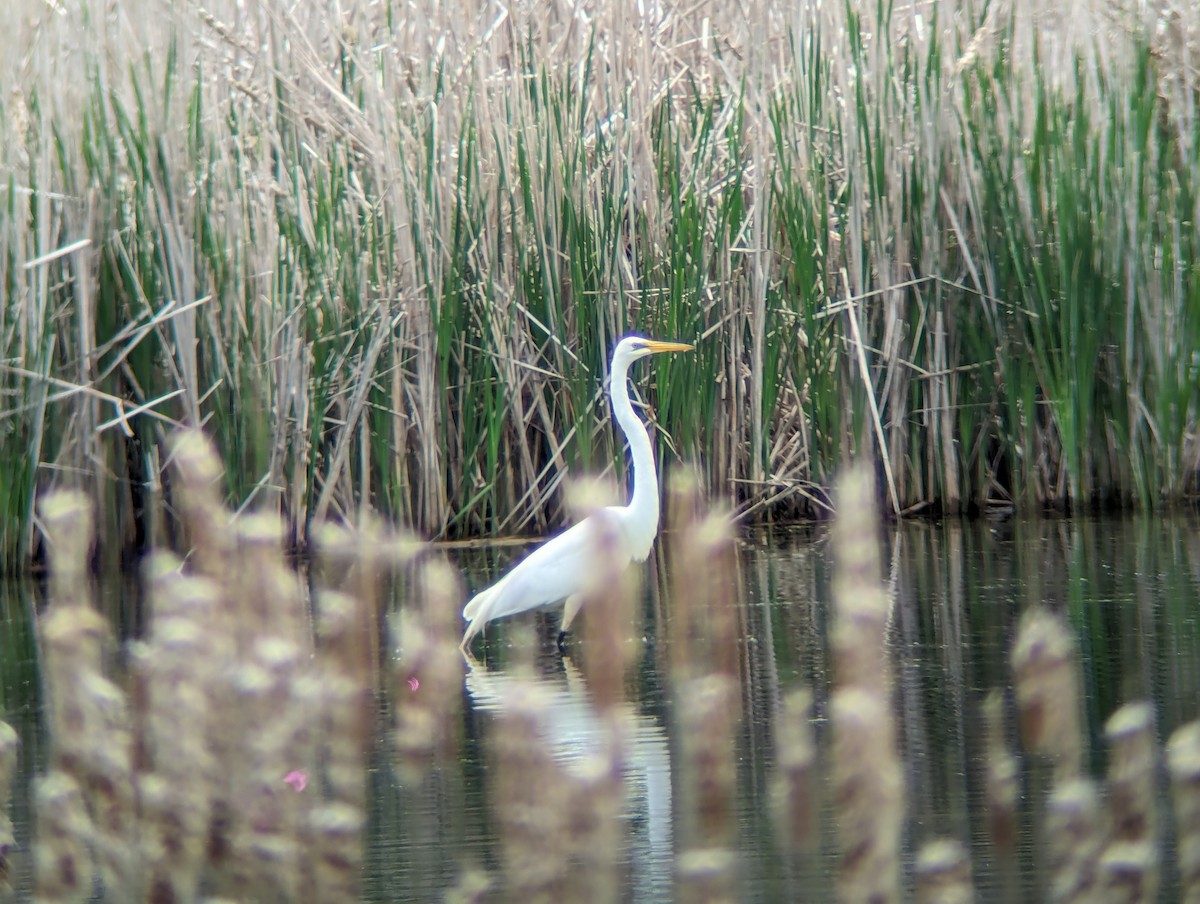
[644,339,695,354]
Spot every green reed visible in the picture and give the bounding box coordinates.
[1,2,1197,569]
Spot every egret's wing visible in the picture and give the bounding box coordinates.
[471,520,595,623]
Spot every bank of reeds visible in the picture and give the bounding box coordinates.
[0,0,1197,568]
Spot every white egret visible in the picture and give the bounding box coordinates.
[460,335,694,651]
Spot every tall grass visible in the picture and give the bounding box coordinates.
[0,1,1198,568]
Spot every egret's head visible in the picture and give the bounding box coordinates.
[613,335,694,366]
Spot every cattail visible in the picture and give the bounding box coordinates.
[0,720,17,883]
[915,838,974,904]
[573,479,641,713]
[309,803,367,903]
[32,771,93,903]
[169,429,233,579]
[668,475,741,904]
[982,690,1019,857]
[1100,701,1158,903]
[830,466,902,904]
[831,687,903,903]
[38,491,136,900]
[1045,778,1105,903]
[489,676,573,900]
[772,687,816,851]
[1012,607,1084,781]
[394,557,464,783]
[1167,721,1200,902]
[667,473,739,687]
[565,730,626,904]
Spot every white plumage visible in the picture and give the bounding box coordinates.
[460,335,693,650]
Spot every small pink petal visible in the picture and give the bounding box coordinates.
[283,770,308,792]
[407,677,420,692]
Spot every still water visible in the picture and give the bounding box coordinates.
[3,515,1200,901]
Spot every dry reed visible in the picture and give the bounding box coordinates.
[915,838,974,904]
[829,465,903,904]
[771,687,815,853]
[1012,607,1085,781]
[1167,721,1200,902]
[0,719,16,893]
[982,689,1020,858]
[667,474,740,903]
[1101,701,1160,901]
[22,430,435,901]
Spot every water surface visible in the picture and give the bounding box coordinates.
[3,514,1199,901]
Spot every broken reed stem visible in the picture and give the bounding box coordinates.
[1012,607,1085,782]
[1100,701,1159,902]
[830,465,903,904]
[1167,721,1200,902]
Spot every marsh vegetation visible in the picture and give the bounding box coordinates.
[1,1,1198,569]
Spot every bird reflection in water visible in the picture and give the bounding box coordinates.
[462,652,673,901]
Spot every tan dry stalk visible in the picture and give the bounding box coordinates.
[572,479,640,714]
[394,557,465,784]
[309,589,369,898]
[1167,721,1200,903]
[37,491,137,900]
[1045,778,1106,903]
[0,720,16,887]
[771,687,816,852]
[169,429,233,580]
[31,772,93,904]
[129,556,222,900]
[915,838,974,904]
[982,690,1020,858]
[830,465,902,904]
[489,677,574,901]
[1100,701,1159,902]
[674,681,739,904]
[1011,607,1085,781]
[666,472,740,689]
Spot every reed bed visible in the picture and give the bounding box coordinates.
[1,0,1199,570]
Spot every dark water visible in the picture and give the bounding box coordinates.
[3,515,1200,901]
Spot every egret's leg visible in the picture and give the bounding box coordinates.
[460,616,482,652]
[557,593,584,651]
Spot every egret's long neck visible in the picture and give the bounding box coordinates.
[610,356,658,533]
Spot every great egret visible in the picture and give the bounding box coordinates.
[460,335,694,651]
